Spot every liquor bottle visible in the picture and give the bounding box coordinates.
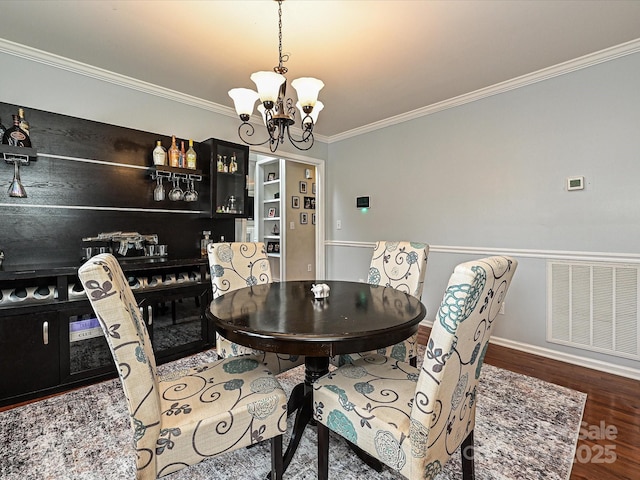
[230,152,237,173]
[217,154,224,172]
[18,108,30,136]
[2,115,31,147]
[152,140,167,166]
[0,117,5,140]
[223,155,228,173]
[200,230,212,258]
[186,139,197,169]
[179,141,186,168]
[168,135,179,167]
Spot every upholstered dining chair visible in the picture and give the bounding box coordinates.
[78,253,287,480]
[335,241,429,367]
[207,242,304,374]
[314,256,518,480]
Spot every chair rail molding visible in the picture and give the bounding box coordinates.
[324,240,640,264]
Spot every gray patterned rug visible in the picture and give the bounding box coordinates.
[0,348,586,480]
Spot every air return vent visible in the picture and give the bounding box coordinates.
[547,261,639,360]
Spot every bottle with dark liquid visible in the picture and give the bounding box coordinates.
[18,108,30,136]
[0,117,6,140]
[2,114,31,147]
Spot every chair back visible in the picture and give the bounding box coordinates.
[207,242,273,298]
[409,256,517,476]
[78,253,160,478]
[368,241,429,299]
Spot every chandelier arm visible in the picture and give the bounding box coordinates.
[285,124,315,151]
[237,122,276,147]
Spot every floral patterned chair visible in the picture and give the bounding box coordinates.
[78,253,287,480]
[335,241,429,368]
[314,256,518,480]
[207,242,304,374]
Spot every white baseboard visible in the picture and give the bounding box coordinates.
[420,320,640,381]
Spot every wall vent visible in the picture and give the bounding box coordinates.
[547,261,639,360]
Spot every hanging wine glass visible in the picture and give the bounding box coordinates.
[153,176,165,201]
[168,177,184,201]
[184,179,198,202]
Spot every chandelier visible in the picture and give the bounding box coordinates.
[228,0,324,152]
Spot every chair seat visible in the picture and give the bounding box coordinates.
[313,354,419,475]
[155,355,287,477]
[217,335,305,374]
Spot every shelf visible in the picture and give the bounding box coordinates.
[263,199,280,204]
[264,179,280,186]
[263,235,280,239]
[264,217,280,221]
[1,144,37,165]
[267,253,281,258]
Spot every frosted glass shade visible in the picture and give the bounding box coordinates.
[296,100,323,125]
[228,88,259,118]
[291,77,324,108]
[257,104,268,126]
[250,71,285,105]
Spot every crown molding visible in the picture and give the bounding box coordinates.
[2,37,638,146]
[0,38,329,144]
[328,38,640,143]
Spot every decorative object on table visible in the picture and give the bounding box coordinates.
[268,207,277,217]
[292,196,300,208]
[272,223,280,235]
[299,181,307,194]
[314,256,518,480]
[228,0,324,153]
[207,242,304,375]
[334,241,429,367]
[78,253,287,480]
[311,283,330,299]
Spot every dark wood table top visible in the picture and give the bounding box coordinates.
[206,280,426,357]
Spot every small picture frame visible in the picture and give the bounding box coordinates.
[267,241,280,253]
[300,212,308,224]
[267,172,276,181]
[268,207,276,218]
[304,196,315,209]
[312,182,316,194]
[312,213,316,225]
[292,196,300,208]
[299,181,307,194]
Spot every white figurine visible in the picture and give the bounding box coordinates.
[311,283,330,299]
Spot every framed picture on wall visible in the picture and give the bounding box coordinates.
[299,181,307,194]
[292,196,300,208]
[304,196,315,209]
[300,212,308,224]
[312,213,316,225]
[268,207,276,217]
[312,183,316,194]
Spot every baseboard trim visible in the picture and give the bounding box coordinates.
[420,320,640,381]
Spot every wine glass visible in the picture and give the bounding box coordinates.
[153,176,165,201]
[184,180,198,202]
[168,178,184,201]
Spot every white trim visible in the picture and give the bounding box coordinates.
[324,240,640,263]
[0,203,206,215]
[420,319,640,381]
[328,38,640,143]
[0,38,330,145]
[3,37,638,146]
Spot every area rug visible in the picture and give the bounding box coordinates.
[0,348,586,480]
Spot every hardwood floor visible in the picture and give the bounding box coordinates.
[418,326,640,480]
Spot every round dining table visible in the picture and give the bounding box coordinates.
[206,280,426,476]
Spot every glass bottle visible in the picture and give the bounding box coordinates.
[223,155,228,173]
[2,115,31,147]
[217,154,224,172]
[200,230,212,258]
[186,139,197,169]
[168,135,179,167]
[152,140,167,166]
[18,108,30,136]
[0,117,6,140]
[230,152,237,173]
[179,141,186,168]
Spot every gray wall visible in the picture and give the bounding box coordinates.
[326,52,640,374]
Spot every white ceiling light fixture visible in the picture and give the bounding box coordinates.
[228,0,324,152]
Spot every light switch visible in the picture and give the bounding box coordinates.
[337,220,342,230]
[290,221,295,230]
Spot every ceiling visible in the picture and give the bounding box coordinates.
[1,0,640,139]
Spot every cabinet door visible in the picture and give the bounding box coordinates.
[201,138,249,218]
[0,311,59,400]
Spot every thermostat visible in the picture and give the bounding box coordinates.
[356,196,370,209]
[566,176,584,191]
